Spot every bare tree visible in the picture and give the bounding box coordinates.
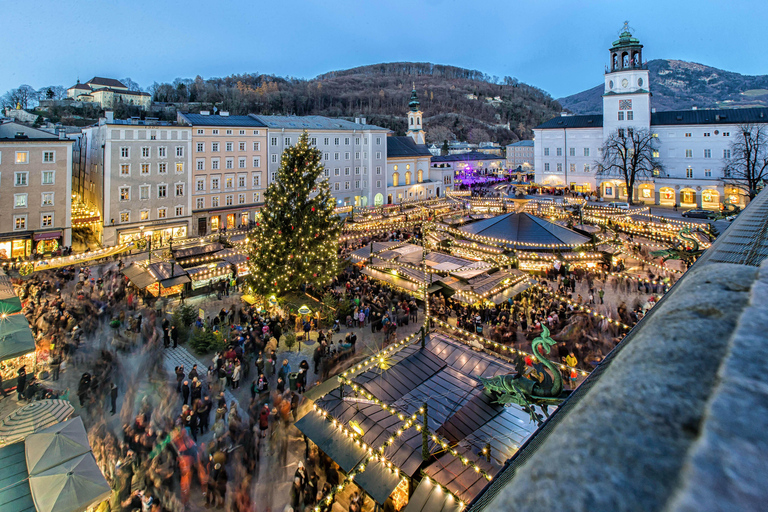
[121,77,141,92]
[5,84,38,109]
[722,123,768,200]
[597,128,663,204]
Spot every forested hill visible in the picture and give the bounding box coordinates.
[149,62,562,145]
[559,59,768,114]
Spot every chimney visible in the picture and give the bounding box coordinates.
[361,117,366,124]
[105,110,114,122]
[200,110,210,116]
[355,117,360,124]
[220,111,229,117]
[692,106,698,111]
[59,130,67,140]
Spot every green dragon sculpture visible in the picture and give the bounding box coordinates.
[650,227,704,264]
[479,326,567,425]
[715,202,741,220]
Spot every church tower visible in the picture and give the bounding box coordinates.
[603,22,651,136]
[407,83,426,145]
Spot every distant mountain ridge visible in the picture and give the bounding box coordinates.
[558,59,768,114]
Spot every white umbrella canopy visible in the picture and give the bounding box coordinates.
[28,453,111,512]
[0,400,74,446]
[25,416,90,476]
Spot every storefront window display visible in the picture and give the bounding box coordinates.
[119,226,187,246]
[241,212,249,226]
[641,188,653,199]
[211,216,220,231]
[36,239,59,254]
[0,352,36,387]
[227,214,236,229]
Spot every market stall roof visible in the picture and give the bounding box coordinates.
[349,242,406,262]
[352,458,402,505]
[173,242,224,259]
[122,263,156,289]
[146,262,191,287]
[460,212,589,248]
[0,314,36,362]
[0,270,21,315]
[401,477,463,512]
[25,417,90,476]
[215,248,247,265]
[0,442,35,512]
[294,406,367,473]
[485,280,531,305]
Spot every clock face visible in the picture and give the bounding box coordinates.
[621,78,629,88]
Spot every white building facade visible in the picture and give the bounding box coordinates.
[255,115,388,208]
[535,24,761,207]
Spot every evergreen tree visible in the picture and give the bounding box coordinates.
[247,131,341,297]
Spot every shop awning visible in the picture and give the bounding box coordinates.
[32,232,61,242]
[294,409,367,473]
[173,243,224,259]
[485,280,531,305]
[353,458,402,505]
[0,314,35,362]
[0,271,22,315]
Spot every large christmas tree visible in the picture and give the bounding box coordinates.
[247,131,342,297]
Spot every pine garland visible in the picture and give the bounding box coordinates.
[246,131,342,297]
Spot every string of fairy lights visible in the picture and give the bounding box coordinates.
[528,281,632,330]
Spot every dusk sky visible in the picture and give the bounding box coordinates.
[3,0,765,99]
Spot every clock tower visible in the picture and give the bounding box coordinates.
[603,22,651,136]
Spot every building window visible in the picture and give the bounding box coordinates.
[158,208,167,219]
[569,148,575,157]
[376,137,381,145]
[723,132,730,137]
[271,155,278,163]
[237,175,245,188]
[584,148,590,157]
[704,169,712,177]
[253,141,261,151]
[196,198,204,209]
[252,174,261,187]
[653,150,660,158]
[196,178,205,192]
[704,149,711,158]
[13,215,26,230]
[119,212,129,223]
[212,196,219,207]
[141,147,150,158]
[197,160,205,171]
[141,163,150,175]
[617,111,624,121]
[324,169,330,177]
[310,137,317,146]
[211,177,219,190]
[120,147,129,158]
[344,152,350,159]
[120,187,130,201]
[376,166,382,175]
[140,185,150,199]
[355,180,360,189]
[344,167,350,176]
[158,185,167,198]
[584,163,591,173]
[375,152,381,159]
[212,159,220,170]
[212,142,219,152]
[225,176,234,189]
[43,151,55,163]
[120,164,130,176]
[570,163,576,173]
[158,163,167,174]
[556,163,562,172]
[239,158,246,168]
[197,142,204,152]
[685,149,693,158]
[226,130,232,135]
[176,184,184,196]
[212,130,219,135]
[685,133,692,137]
[284,138,291,146]
[140,210,149,221]
[175,206,183,216]
[345,182,350,190]
[176,162,184,174]
[271,137,278,145]
[225,142,233,152]
[176,146,184,157]
[392,172,400,187]
[376,180,382,188]
[253,157,261,168]
[544,163,550,171]
[686,168,694,178]
[627,111,634,120]
[225,158,234,169]
[14,193,27,208]
[724,149,731,159]
[197,129,204,135]
[544,148,550,156]
[42,171,54,184]
[239,142,246,151]
[226,195,233,206]
[238,193,245,204]
[334,168,340,176]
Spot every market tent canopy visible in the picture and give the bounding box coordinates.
[351,458,401,505]
[459,212,589,248]
[0,314,35,362]
[25,416,90,476]
[0,441,35,512]
[401,477,463,512]
[0,400,74,446]
[294,405,367,473]
[121,263,156,289]
[28,452,111,512]
[0,270,22,315]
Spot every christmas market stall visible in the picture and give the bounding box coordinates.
[296,332,546,511]
[0,416,110,512]
[122,262,190,297]
[0,314,37,395]
[0,269,22,315]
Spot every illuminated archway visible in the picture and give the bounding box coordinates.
[374,193,384,206]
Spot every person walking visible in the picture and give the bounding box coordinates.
[232,361,241,390]
[598,288,605,304]
[110,383,118,415]
[175,366,184,393]
[16,366,27,401]
[259,404,270,438]
[182,380,190,405]
[170,326,179,348]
